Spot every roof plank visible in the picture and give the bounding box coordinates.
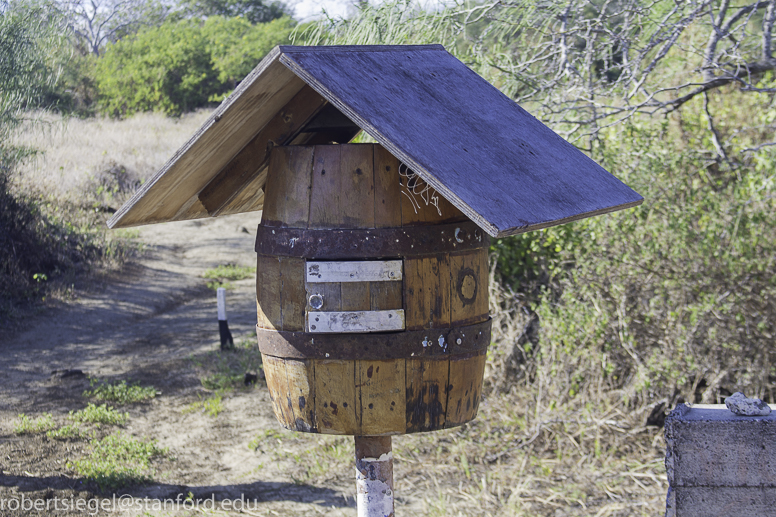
[108,50,303,228]
[197,84,328,216]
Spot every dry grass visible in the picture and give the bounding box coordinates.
[284,404,666,516]
[399,393,666,516]
[9,111,669,515]
[270,271,667,516]
[11,110,213,206]
[1,110,212,318]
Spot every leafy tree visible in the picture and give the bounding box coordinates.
[45,0,168,115]
[95,15,294,115]
[96,19,220,116]
[44,48,99,114]
[0,0,60,147]
[179,0,290,24]
[203,15,294,90]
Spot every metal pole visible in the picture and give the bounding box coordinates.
[354,435,394,517]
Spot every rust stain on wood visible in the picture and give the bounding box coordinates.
[404,255,451,330]
[255,142,492,436]
[313,360,358,434]
[445,351,486,427]
[450,249,489,326]
[285,358,316,432]
[359,359,405,435]
[405,357,450,432]
[263,354,294,429]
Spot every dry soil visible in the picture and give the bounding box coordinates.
[0,213,369,516]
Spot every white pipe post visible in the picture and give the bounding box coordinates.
[217,287,227,321]
[216,287,234,350]
[355,436,394,517]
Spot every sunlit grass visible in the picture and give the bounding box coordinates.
[190,332,263,391]
[14,413,55,435]
[70,403,128,426]
[183,392,225,418]
[84,379,157,404]
[202,263,255,290]
[68,432,168,490]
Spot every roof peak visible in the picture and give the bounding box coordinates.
[278,44,446,53]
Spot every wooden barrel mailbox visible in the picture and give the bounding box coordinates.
[255,143,491,435]
[107,45,642,515]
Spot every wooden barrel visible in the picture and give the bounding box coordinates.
[255,143,491,435]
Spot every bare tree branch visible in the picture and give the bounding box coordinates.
[764,0,776,61]
[440,0,774,151]
[629,1,712,100]
[703,91,732,168]
[665,59,776,113]
[57,0,165,55]
[703,0,729,82]
[743,141,776,153]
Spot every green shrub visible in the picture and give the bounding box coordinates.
[203,16,294,95]
[532,111,776,406]
[490,222,585,291]
[14,413,55,434]
[0,0,100,314]
[84,379,157,404]
[95,16,295,116]
[0,192,103,310]
[183,392,225,417]
[43,51,99,116]
[47,424,89,440]
[190,332,263,389]
[96,19,220,117]
[202,263,255,289]
[68,432,167,490]
[178,0,291,24]
[70,403,129,425]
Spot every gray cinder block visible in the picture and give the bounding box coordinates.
[665,403,776,517]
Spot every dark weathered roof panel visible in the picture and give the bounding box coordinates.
[279,45,642,237]
[109,45,642,235]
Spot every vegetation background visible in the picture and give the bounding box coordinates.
[1,0,775,514]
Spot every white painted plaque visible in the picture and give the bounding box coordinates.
[306,310,405,333]
[306,260,402,283]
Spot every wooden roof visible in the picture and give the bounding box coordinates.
[108,45,642,237]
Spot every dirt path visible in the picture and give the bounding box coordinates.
[0,213,361,516]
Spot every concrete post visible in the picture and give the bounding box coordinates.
[665,403,776,517]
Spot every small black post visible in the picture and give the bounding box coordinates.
[217,287,234,350]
